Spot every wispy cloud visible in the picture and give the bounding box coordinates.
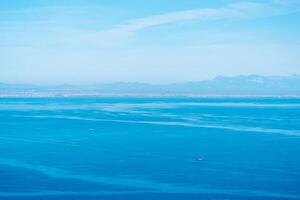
[1,1,299,47]
[1,1,300,84]
[111,1,299,33]
[61,1,299,48]
[271,0,300,4]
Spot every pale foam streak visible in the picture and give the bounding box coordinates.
[1,102,300,111]
[0,159,299,199]
[0,136,80,147]
[0,159,186,192]
[21,115,300,136]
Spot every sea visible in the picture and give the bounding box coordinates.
[0,97,300,200]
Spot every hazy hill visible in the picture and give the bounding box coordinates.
[93,75,300,95]
[1,75,300,96]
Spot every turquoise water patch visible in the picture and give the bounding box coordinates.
[0,97,300,199]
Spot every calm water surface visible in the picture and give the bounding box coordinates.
[0,97,300,200]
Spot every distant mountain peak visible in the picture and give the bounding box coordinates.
[1,75,300,96]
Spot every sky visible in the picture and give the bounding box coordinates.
[1,0,300,84]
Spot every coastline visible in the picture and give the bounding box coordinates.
[1,92,300,98]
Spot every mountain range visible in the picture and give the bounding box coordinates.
[1,75,300,96]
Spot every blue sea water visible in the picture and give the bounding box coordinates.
[0,97,300,200]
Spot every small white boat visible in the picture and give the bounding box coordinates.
[196,157,204,161]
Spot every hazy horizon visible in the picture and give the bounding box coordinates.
[1,74,300,86]
[1,2,300,198]
[1,0,300,84]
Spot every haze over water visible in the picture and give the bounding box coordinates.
[1,0,300,199]
[1,0,300,84]
[0,97,300,200]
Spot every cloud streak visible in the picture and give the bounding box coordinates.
[73,1,299,48]
[2,1,300,48]
[1,1,300,84]
[111,1,299,33]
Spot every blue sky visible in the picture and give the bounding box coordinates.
[1,0,300,84]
